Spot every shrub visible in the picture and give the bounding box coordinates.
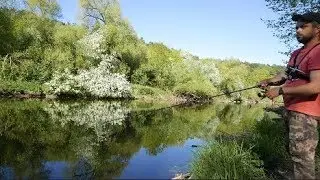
[184,59,221,86]
[45,55,132,98]
[173,72,218,98]
[191,141,266,179]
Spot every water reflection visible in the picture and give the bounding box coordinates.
[0,99,266,179]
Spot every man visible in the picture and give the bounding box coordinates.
[259,11,320,179]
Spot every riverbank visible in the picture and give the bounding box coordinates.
[174,106,292,180]
[0,80,278,106]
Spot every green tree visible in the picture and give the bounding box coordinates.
[51,24,87,72]
[0,8,66,81]
[26,0,61,19]
[0,9,15,56]
[13,12,57,81]
[79,0,147,78]
[132,43,183,89]
[103,19,147,78]
[79,0,118,28]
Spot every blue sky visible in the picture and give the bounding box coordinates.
[58,0,291,65]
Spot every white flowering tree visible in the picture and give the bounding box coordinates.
[77,30,106,65]
[45,30,132,98]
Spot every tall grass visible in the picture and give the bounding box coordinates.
[244,112,290,173]
[191,140,266,179]
[0,79,45,93]
[190,108,292,179]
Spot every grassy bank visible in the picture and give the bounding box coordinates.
[0,80,45,94]
[190,107,293,179]
[191,141,267,179]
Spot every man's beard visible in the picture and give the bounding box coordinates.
[296,35,312,44]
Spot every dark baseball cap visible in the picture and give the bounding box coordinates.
[292,12,320,23]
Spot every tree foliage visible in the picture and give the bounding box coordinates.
[79,0,147,78]
[79,0,119,28]
[26,0,61,19]
[0,1,283,100]
[0,9,15,56]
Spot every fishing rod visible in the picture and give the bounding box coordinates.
[210,79,287,99]
[211,85,259,98]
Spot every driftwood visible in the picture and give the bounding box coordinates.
[172,173,193,180]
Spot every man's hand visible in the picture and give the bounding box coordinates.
[265,87,281,99]
[257,72,286,90]
[257,80,269,90]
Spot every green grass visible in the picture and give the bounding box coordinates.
[242,111,290,173]
[0,79,47,93]
[191,140,267,179]
[132,84,169,97]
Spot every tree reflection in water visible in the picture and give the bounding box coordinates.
[73,157,94,180]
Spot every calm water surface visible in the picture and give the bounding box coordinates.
[0,99,266,179]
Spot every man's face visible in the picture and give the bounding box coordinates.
[295,20,319,44]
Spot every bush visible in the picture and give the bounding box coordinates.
[173,73,218,98]
[191,141,266,179]
[131,65,159,86]
[45,55,132,98]
[169,60,221,98]
[44,69,83,96]
[243,112,290,172]
[184,59,221,86]
[132,63,177,90]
